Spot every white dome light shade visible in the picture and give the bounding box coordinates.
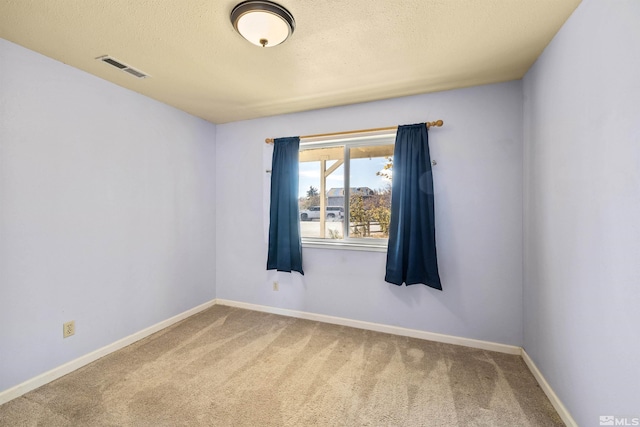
[236,11,289,47]
[231,1,295,47]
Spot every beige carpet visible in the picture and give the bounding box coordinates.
[0,305,563,426]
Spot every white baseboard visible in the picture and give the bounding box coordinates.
[215,299,522,355]
[521,349,577,427]
[0,299,216,406]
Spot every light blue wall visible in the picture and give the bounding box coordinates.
[0,39,217,392]
[523,0,640,424]
[216,81,524,346]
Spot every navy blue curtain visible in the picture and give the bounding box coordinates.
[267,137,304,275]
[385,124,442,290]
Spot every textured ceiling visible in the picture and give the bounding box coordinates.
[0,0,581,124]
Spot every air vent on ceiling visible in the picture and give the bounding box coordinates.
[96,55,149,79]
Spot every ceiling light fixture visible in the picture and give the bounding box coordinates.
[231,0,295,48]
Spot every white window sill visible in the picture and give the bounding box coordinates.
[301,238,388,253]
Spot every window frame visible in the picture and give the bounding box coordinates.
[299,132,395,252]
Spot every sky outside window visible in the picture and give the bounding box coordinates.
[298,157,390,198]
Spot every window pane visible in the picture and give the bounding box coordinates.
[298,141,394,246]
[348,144,394,239]
[298,147,345,239]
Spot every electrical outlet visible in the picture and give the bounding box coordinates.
[63,320,75,338]
[273,281,279,291]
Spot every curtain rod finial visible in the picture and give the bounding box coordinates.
[427,120,444,129]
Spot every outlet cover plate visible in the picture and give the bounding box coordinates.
[63,320,75,338]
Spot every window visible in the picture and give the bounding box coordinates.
[298,133,395,251]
